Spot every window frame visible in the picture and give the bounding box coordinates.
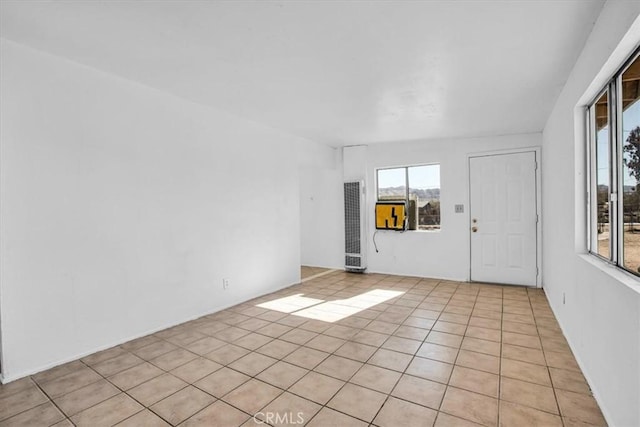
[375,163,441,232]
[587,46,640,276]
[376,166,410,202]
[588,86,614,263]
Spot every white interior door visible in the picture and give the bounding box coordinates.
[470,152,538,286]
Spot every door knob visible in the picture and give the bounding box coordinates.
[472,226,478,232]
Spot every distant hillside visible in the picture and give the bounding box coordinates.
[598,184,638,193]
[379,186,440,201]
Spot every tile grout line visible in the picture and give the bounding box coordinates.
[530,288,565,426]
[280,276,424,426]
[30,375,76,426]
[497,285,505,427]
[183,273,395,426]
[291,275,400,426]
[4,274,597,427]
[353,281,446,425]
[437,282,484,426]
[300,269,339,283]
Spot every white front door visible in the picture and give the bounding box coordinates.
[469,152,538,286]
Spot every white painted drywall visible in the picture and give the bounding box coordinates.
[343,145,368,182]
[0,39,324,381]
[542,1,640,425]
[342,134,542,281]
[299,144,343,269]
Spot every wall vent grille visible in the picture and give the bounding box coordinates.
[345,255,361,267]
[344,182,361,254]
[344,181,366,272]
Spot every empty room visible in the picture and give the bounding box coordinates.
[1,1,639,426]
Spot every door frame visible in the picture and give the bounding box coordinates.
[467,147,542,288]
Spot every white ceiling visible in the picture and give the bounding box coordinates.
[0,1,604,147]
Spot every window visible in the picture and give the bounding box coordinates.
[377,164,440,230]
[588,48,640,275]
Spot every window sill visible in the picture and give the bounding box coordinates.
[578,254,640,295]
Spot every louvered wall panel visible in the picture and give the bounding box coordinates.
[344,181,365,271]
[344,182,361,254]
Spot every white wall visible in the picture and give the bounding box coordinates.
[0,39,326,382]
[542,2,640,425]
[299,145,343,269]
[343,134,541,281]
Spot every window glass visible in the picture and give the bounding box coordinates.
[408,165,440,230]
[588,49,640,276]
[376,164,441,231]
[621,56,640,272]
[377,168,406,200]
[594,91,610,259]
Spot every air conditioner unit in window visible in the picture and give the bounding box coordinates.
[344,180,366,272]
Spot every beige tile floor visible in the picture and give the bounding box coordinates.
[0,272,607,427]
[300,266,333,280]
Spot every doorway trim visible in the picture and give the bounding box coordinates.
[467,147,542,288]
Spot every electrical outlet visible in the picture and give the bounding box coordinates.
[455,204,464,213]
[223,279,230,290]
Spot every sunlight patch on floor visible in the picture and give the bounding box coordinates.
[256,294,324,313]
[256,289,405,322]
